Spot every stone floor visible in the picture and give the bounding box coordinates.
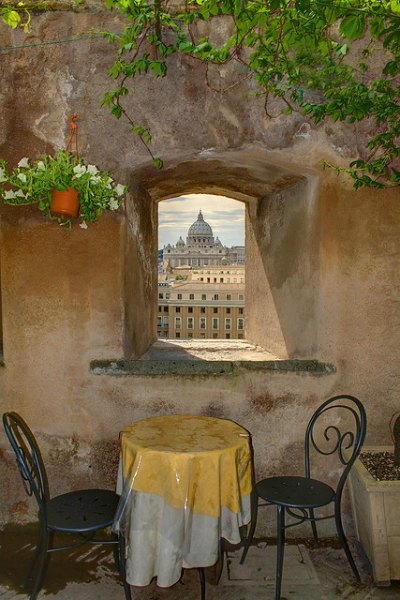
[139,339,279,361]
[1,533,399,600]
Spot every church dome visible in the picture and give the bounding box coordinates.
[188,210,213,237]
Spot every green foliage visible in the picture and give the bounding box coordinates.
[101,0,400,189]
[0,151,127,228]
[1,2,30,31]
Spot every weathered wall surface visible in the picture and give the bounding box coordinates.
[0,9,399,532]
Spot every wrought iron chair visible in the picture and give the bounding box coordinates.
[240,394,367,600]
[3,412,132,600]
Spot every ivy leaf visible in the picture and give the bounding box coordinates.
[153,158,164,169]
[339,14,366,41]
[370,16,385,39]
[391,167,400,182]
[383,60,400,76]
[150,61,167,77]
[111,105,122,119]
[143,130,152,145]
[1,8,21,28]
[131,125,145,135]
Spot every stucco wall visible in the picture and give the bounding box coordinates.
[0,8,399,531]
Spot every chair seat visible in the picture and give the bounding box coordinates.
[256,476,335,509]
[47,489,119,533]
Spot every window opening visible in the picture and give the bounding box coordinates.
[158,194,245,341]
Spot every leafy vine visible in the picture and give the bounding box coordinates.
[100,0,400,188]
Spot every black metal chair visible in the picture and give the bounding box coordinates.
[240,394,367,600]
[3,412,132,600]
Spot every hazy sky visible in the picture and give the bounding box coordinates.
[158,194,245,248]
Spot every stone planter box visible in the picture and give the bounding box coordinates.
[348,446,400,586]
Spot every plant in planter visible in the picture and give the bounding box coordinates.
[347,412,400,586]
[0,150,127,229]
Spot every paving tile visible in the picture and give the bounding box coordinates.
[225,543,319,585]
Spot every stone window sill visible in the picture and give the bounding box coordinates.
[90,340,335,377]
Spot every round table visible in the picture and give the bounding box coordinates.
[114,415,253,587]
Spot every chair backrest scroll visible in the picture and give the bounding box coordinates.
[304,395,367,497]
[3,412,49,508]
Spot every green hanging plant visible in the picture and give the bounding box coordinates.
[0,150,127,229]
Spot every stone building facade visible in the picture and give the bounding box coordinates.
[157,282,245,339]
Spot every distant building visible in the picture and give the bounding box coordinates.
[157,282,245,340]
[163,210,244,269]
[190,266,245,284]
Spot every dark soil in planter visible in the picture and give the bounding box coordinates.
[360,451,400,481]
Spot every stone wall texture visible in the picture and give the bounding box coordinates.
[0,8,399,534]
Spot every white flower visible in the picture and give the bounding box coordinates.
[0,168,7,183]
[36,161,45,171]
[79,221,88,229]
[17,157,29,168]
[87,165,99,175]
[17,173,27,183]
[90,175,101,184]
[4,190,16,199]
[15,190,26,197]
[109,198,119,211]
[73,164,87,178]
[115,183,126,196]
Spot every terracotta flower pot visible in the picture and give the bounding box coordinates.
[50,188,79,219]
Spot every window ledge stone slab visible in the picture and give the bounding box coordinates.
[90,359,336,377]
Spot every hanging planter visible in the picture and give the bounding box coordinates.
[0,115,127,228]
[50,187,80,219]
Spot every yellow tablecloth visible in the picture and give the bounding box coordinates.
[114,415,252,587]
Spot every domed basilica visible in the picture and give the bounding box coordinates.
[163,210,244,268]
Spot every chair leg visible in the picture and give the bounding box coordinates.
[309,508,319,542]
[24,525,44,590]
[29,529,49,600]
[118,534,132,600]
[240,489,258,564]
[334,500,360,581]
[198,567,206,600]
[275,505,286,600]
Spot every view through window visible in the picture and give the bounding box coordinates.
[158,195,245,340]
